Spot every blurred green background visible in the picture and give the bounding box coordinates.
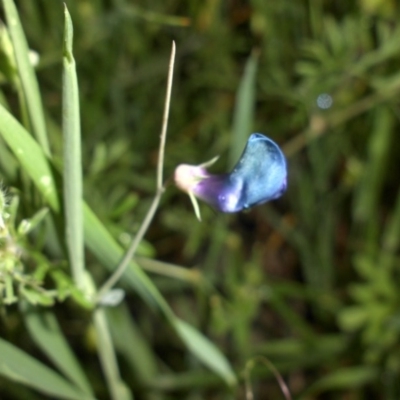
[1,0,400,399]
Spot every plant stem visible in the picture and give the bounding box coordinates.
[96,41,176,302]
[157,41,176,190]
[93,308,130,400]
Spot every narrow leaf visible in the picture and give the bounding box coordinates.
[106,304,158,384]
[353,106,394,251]
[22,302,93,396]
[93,309,132,400]
[304,366,378,395]
[62,5,85,287]
[0,104,59,211]
[175,319,236,386]
[2,0,50,155]
[0,337,92,400]
[230,50,259,168]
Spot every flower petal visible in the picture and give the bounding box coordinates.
[174,133,287,215]
[227,133,287,211]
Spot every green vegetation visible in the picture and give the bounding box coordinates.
[0,0,399,399]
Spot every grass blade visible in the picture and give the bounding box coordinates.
[352,106,394,253]
[106,304,158,385]
[229,50,259,168]
[0,337,92,400]
[0,103,59,211]
[93,308,133,400]
[174,319,237,386]
[301,366,378,397]
[62,5,85,288]
[22,302,94,396]
[2,0,50,155]
[379,187,400,270]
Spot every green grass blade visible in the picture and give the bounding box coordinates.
[352,106,394,253]
[122,4,191,26]
[379,187,400,270]
[0,103,59,211]
[174,319,237,386]
[301,366,378,397]
[106,304,158,384]
[229,50,259,168]
[22,302,94,396]
[2,0,50,155]
[93,309,133,400]
[62,5,85,287]
[0,337,92,400]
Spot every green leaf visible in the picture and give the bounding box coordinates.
[21,302,94,396]
[93,308,133,400]
[380,187,400,269]
[353,106,394,248]
[229,50,259,168]
[0,103,59,211]
[17,207,49,235]
[20,287,55,306]
[122,4,191,27]
[106,304,158,384]
[62,4,85,288]
[2,0,50,155]
[0,337,92,400]
[174,319,237,386]
[337,305,368,331]
[303,366,378,396]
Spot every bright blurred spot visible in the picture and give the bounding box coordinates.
[316,93,333,109]
[28,50,40,67]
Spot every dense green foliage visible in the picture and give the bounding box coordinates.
[0,0,400,399]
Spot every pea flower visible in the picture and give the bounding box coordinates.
[174,133,287,220]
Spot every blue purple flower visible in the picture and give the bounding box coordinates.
[175,133,287,218]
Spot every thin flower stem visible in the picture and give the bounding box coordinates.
[96,41,176,302]
[157,41,175,189]
[244,356,292,400]
[96,193,162,301]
